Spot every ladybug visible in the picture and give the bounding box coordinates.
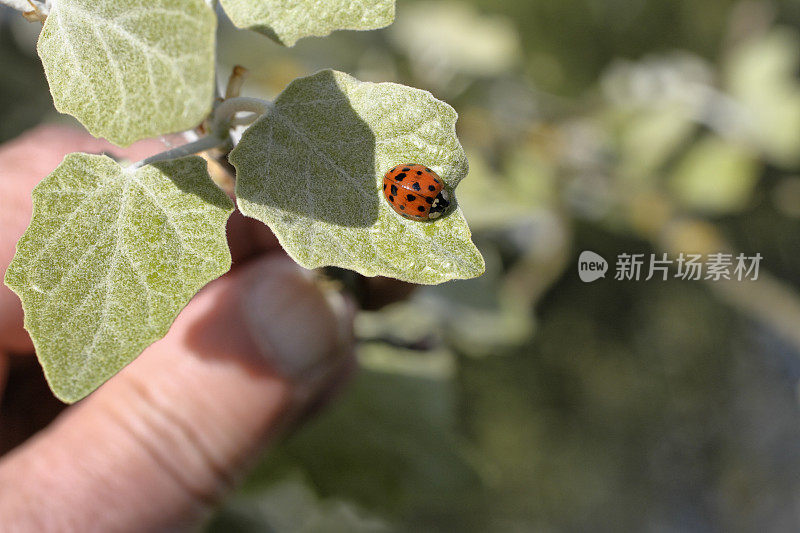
[382,164,450,221]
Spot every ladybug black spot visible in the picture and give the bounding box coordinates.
[433,178,439,184]
[418,206,426,212]
[400,205,405,210]
[402,167,411,172]
[412,182,421,191]
[406,194,416,201]
[425,197,433,204]
[390,184,398,196]
[388,195,394,202]
[416,170,422,175]
[395,173,406,181]
[428,185,436,191]
[425,168,432,172]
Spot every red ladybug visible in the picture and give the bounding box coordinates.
[382,164,450,221]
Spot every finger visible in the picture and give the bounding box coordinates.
[358,276,417,310]
[226,209,281,265]
[0,254,355,532]
[0,354,67,454]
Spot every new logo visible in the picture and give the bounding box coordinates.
[578,251,608,282]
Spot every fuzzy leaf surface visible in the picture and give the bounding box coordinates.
[219,0,394,46]
[4,154,233,402]
[37,0,216,146]
[231,70,484,285]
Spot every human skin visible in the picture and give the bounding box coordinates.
[0,126,357,532]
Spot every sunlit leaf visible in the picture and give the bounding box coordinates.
[231,69,484,284]
[219,0,394,47]
[37,0,216,146]
[4,154,233,402]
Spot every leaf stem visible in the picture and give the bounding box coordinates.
[129,134,228,170]
[209,97,274,133]
[130,96,273,170]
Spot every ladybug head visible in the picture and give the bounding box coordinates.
[427,189,450,219]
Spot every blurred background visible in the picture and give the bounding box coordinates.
[3,0,800,530]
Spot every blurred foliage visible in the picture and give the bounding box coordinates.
[2,0,800,530]
[209,473,392,532]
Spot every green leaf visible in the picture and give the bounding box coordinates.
[209,474,392,533]
[457,150,556,230]
[725,29,800,167]
[419,246,536,357]
[37,0,216,147]
[231,70,484,285]
[219,0,394,47]
[669,136,760,214]
[240,367,480,517]
[4,154,234,402]
[391,1,521,79]
[616,106,695,181]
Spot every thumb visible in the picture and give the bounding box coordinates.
[0,254,354,532]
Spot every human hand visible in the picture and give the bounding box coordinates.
[0,126,356,532]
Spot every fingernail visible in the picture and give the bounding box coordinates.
[239,256,352,383]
